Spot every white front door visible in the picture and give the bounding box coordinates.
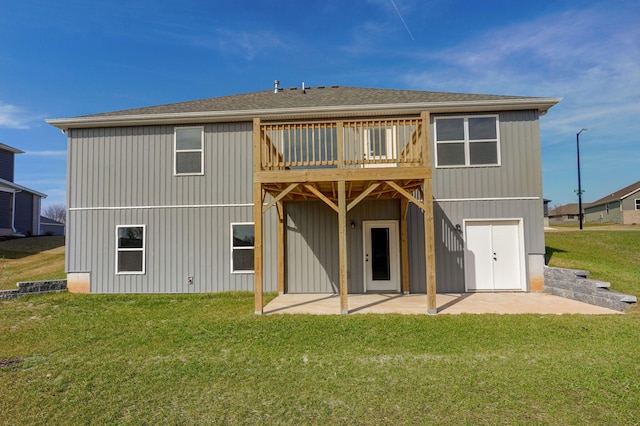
[363,221,400,292]
[464,220,525,291]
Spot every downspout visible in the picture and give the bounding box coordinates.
[10,190,21,233]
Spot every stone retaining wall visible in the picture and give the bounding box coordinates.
[0,279,67,301]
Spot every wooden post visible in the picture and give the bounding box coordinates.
[253,118,264,315]
[338,179,348,314]
[400,198,410,294]
[424,178,436,314]
[276,200,285,295]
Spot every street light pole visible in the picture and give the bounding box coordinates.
[577,128,587,230]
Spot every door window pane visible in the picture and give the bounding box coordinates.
[371,228,390,281]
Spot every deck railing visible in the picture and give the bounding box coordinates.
[260,118,423,170]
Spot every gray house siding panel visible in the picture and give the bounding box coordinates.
[432,111,542,199]
[68,122,254,209]
[408,199,543,293]
[14,191,34,234]
[67,206,277,293]
[66,121,277,293]
[285,199,400,293]
[584,201,622,223]
[0,192,9,228]
[0,150,14,182]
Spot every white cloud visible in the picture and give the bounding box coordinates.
[24,150,67,157]
[0,101,32,129]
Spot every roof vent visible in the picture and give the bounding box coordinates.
[302,82,306,94]
[274,80,281,94]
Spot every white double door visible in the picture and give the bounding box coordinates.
[363,221,400,292]
[464,220,526,291]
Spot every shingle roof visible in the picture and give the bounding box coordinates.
[549,203,587,216]
[80,86,547,118]
[588,180,640,207]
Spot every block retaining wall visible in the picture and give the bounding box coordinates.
[0,280,67,301]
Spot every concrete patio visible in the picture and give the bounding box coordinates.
[264,293,623,315]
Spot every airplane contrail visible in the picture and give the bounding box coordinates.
[389,0,415,41]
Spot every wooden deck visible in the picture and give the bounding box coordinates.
[253,112,437,314]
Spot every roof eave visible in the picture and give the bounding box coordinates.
[0,177,47,198]
[47,98,562,130]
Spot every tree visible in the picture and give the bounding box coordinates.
[42,204,66,224]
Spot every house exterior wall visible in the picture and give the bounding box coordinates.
[621,196,640,224]
[0,149,14,182]
[0,192,9,228]
[14,191,35,234]
[585,201,622,223]
[66,122,277,293]
[285,199,400,293]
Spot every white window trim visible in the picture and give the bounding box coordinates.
[434,115,501,168]
[174,126,204,176]
[231,222,255,274]
[115,224,146,275]
[635,199,640,210]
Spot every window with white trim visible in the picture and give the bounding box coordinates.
[116,225,145,274]
[174,127,204,175]
[434,116,500,167]
[231,223,254,273]
[635,199,640,210]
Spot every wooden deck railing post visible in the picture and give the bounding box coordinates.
[253,118,264,315]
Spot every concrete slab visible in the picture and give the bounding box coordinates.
[263,293,623,315]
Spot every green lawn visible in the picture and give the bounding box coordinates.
[545,230,640,297]
[0,236,65,291]
[1,232,640,424]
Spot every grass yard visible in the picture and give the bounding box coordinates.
[1,231,639,424]
[545,230,640,297]
[0,236,65,291]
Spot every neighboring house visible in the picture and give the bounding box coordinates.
[0,143,46,236]
[584,180,640,224]
[40,216,65,236]
[548,203,584,224]
[47,85,560,313]
[543,199,551,227]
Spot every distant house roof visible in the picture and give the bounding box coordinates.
[549,203,586,216]
[47,86,561,130]
[0,142,25,154]
[40,216,64,226]
[0,177,47,198]
[587,180,640,208]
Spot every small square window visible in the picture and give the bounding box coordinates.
[116,225,145,274]
[635,199,640,210]
[231,223,254,273]
[175,127,203,175]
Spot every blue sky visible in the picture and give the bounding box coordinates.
[1,0,639,210]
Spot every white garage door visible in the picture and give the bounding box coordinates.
[464,220,525,291]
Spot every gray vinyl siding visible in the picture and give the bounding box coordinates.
[408,199,542,293]
[0,192,9,228]
[584,201,622,223]
[66,122,277,293]
[67,206,277,293]
[14,192,35,234]
[432,111,542,198]
[286,199,400,293]
[621,196,639,211]
[0,150,14,182]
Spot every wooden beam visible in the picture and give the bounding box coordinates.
[263,182,298,213]
[303,184,339,213]
[254,167,429,184]
[338,180,349,314]
[423,178,437,314]
[385,180,425,211]
[347,182,381,212]
[276,201,285,295]
[253,118,264,315]
[400,198,410,295]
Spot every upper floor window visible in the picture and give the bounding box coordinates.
[434,116,500,167]
[635,199,640,210]
[174,127,204,175]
